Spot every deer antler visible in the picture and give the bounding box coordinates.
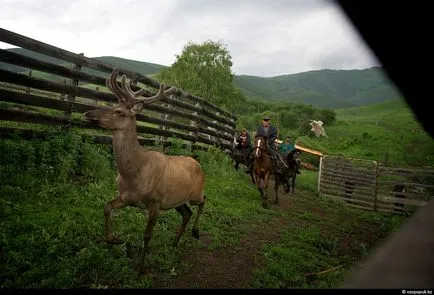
[106,69,134,105]
[106,69,178,108]
[120,74,178,106]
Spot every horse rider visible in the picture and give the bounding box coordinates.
[245,116,284,174]
[235,128,252,153]
[278,135,302,174]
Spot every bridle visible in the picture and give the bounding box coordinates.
[254,136,271,158]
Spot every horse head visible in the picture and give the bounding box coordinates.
[253,135,269,159]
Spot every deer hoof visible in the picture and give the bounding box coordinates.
[107,237,123,245]
[192,228,200,239]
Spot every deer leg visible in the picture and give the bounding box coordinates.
[172,204,192,247]
[192,196,206,239]
[139,203,160,273]
[104,195,127,244]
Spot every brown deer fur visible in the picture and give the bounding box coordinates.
[84,69,205,273]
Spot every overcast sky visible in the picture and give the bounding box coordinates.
[0,0,380,77]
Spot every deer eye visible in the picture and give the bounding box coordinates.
[115,110,122,115]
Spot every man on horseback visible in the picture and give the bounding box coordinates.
[278,136,301,174]
[234,128,253,167]
[245,116,285,174]
[235,128,252,153]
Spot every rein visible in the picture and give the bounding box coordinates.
[253,138,287,167]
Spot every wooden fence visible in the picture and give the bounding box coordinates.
[318,155,434,214]
[0,28,237,151]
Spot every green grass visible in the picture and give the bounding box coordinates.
[250,193,407,288]
[294,170,318,193]
[0,133,409,288]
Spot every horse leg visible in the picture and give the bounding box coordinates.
[274,174,280,204]
[284,176,290,194]
[281,172,290,194]
[255,172,268,209]
[291,175,296,194]
[250,171,255,184]
[255,175,266,207]
[261,186,268,209]
[262,172,271,206]
[235,161,239,171]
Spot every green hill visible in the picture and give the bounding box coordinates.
[1,48,401,109]
[233,68,402,108]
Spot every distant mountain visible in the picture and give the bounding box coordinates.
[233,67,402,108]
[1,48,401,108]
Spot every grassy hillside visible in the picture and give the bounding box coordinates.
[295,99,434,166]
[234,67,402,108]
[1,48,400,109]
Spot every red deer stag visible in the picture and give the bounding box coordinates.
[84,69,206,273]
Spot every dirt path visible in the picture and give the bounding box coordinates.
[151,180,299,288]
[151,178,382,289]
[155,216,289,289]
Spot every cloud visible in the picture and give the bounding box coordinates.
[0,0,380,77]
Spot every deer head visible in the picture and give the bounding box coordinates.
[84,69,177,130]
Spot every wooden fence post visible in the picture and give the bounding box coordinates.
[159,101,172,152]
[95,86,100,105]
[64,53,83,118]
[215,112,223,147]
[187,102,201,152]
[209,119,217,144]
[223,117,234,149]
[317,156,324,194]
[59,79,67,101]
[26,70,32,94]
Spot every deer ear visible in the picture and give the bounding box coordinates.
[132,102,144,114]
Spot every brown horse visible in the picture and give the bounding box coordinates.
[252,135,282,208]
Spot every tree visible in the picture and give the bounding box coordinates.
[156,40,246,108]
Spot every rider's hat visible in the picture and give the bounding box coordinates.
[262,116,271,121]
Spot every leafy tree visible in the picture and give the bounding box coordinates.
[314,108,336,125]
[156,40,246,108]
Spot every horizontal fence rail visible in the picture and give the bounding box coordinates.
[318,155,434,215]
[0,28,238,151]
